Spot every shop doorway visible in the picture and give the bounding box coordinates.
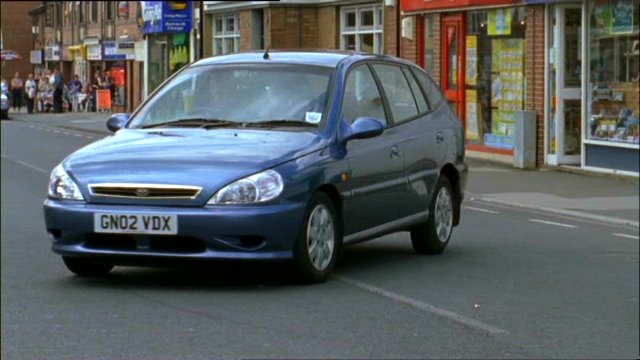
[442,14,465,120]
[547,4,583,165]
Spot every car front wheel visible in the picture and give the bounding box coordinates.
[411,176,454,254]
[293,193,341,283]
[62,257,113,277]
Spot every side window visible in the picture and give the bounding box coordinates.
[341,65,387,125]
[372,64,419,123]
[411,67,444,109]
[402,67,429,113]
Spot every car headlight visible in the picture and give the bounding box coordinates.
[48,164,84,201]
[208,170,284,205]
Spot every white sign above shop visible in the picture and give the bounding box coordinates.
[87,44,102,60]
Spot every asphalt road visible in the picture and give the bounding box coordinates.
[2,118,638,359]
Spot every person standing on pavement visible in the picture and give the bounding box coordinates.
[10,72,24,112]
[68,75,82,112]
[52,68,64,113]
[25,74,37,114]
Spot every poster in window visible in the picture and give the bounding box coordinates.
[465,36,478,86]
[466,90,480,141]
[488,9,512,36]
[611,0,634,34]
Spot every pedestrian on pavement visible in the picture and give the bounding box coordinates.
[38,76,53,113]
[25,74,37,114]
[91,71,103,112]
[10,72,24,112]
[68,75,83,112]
[52,68,64,113]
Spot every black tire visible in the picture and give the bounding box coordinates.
[293,193,341,283]
[411,176,455,254]
[62,257,113,277]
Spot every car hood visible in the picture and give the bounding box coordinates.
[66,128,328,205]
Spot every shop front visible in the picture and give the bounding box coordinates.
[403,0,528,159]
[543,0,639,174]
[141,1,193,95]
[103,40,137,113]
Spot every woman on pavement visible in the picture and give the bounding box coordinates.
[10,72,24,113]
[25,74,37,114]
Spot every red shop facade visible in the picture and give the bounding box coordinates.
[400,0,546,164]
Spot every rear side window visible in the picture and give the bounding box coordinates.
[341,65,387,125]
[402,67,429,113]
[411,68,444,109]
[372,64,419,123]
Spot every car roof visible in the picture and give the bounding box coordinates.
[192,50,410,68]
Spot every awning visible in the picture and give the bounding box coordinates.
[67,45,87,60]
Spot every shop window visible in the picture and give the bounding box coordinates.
[340,5,383,54]
[423,14,437,77]
[106,2,114,22]
[213,14,239,55]
[587,0,640,144]
[464,8,527,149]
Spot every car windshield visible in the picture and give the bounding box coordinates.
[129,64,333,129]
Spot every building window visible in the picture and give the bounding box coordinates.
[340,5,383,54]
[212,14,239,55]
[90,1,98,23]
[77,1,84,24]
[106,2,114,21]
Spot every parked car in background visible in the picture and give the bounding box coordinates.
[43,51,468,283]
[1,82,10,119]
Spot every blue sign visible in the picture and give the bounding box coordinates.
[103,41,126,61]
[141,1,193,34]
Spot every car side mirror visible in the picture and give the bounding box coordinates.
[106,113,129,133]
[342,117,384,142]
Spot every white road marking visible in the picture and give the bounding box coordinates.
[62,132,71,135]
[85,136,94,139]
[53,130,61,133]
[71,120,99,123]
[464,206,500,214]
[1,154,48,174]
[529,219,577,228]
[334,275,509,336]
[612,233,640,240]
[73,134,83,137]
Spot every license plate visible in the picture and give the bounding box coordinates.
[94,213,178,235]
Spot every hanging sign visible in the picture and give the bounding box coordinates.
[488,9,513,36]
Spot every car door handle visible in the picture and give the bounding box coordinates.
[389,146,401,159]
[436,132,445,144]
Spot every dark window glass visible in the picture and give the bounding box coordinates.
[372,64,419,123]
[345,11,356,28]
[411,68,444,109]
[91,1,98,23]
[341,65,387,125]
[402,67,429,113]
[361,9,374,27]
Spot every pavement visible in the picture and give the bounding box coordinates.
[6,110,640,229]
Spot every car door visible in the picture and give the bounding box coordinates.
[370,63,436,218]
[341,64,408,235]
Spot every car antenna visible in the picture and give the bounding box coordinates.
[263,44,271,60]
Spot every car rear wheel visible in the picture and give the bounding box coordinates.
[62,257,113,277]
[411,176,454,254]
[293,193,341,283]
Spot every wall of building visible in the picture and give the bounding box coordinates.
[524,5,546,166]
[1,1,38,80]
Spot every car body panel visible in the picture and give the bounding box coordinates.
[44,50,468,267]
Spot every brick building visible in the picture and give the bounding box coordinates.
[203,0,389,57]
[1,1,35,82]
[28,1,146,113]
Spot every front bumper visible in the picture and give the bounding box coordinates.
[43,199,306,262]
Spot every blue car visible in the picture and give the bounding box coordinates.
[44,51,467,283]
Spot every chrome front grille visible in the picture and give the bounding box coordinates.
[89,183,202,199]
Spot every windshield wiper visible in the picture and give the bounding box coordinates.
[243,120,319,128]
[142,118,243,129]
